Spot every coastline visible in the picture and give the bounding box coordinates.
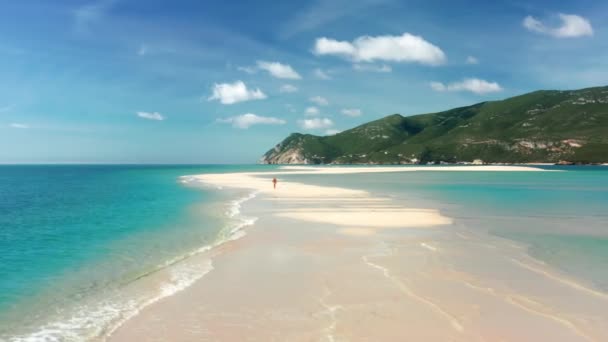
[103,165,608,341]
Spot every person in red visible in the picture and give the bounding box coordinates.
[272,177,277,189]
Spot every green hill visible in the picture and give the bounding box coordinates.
[261,86,608,164]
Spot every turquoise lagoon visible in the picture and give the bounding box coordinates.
[1,165,608,340]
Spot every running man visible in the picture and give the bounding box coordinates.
[272,177,277,189]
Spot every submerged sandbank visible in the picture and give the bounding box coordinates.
[192,165,544,231]
[193,166,481,231]
[108,165,608,341]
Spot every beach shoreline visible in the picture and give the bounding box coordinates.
[106,165,608,341]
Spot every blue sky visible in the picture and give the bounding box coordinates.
[1,0,607,163]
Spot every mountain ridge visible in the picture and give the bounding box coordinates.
[261,86,608,165]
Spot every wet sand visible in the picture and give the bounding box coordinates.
[108,166,608,341]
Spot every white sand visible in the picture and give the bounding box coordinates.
[193,166,472,230]
[193,165,544,230]
[108,165,608,342]
[279,165,548,173]
[195,165,547,195]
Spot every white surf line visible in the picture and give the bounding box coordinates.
[460,278,594,341]
[455,232,470,240]
[505,295,596,342]
[510,258,608,300]
[454,230,527,251]
[461,279,498,296]
[361,255,464,333]
[318,285,342,342]
[419,242,438,252]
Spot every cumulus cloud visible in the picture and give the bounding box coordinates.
[523,14,593,38]
[305,106,320,116]
[208,81,267,105]
[298,117,334,130]
[310,96,329,106]
[325,129,342,135]
[313,33,446,65]
[353,64,392,73]
[279,84,298,93]
[9,123,28,129]
[315,38,355,55]
[217,113,286,129]
[256,61,302,79]
[466,56,479,64]
[136,111,164,121]
[430,78,503,94]
[313,68,331,80]
[341,108,362,117]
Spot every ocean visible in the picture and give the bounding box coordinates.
[1,165,608,340]
[0,165,273,341]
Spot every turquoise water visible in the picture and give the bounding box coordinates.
[280,166,608,290]
[0,165,274,340]
[2,165,608,339]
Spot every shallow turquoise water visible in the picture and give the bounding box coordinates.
[281,166,608,290]
[0,164,275,339]
[2,165,608,339]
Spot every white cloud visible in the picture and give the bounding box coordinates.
[256,61,302,79]
[9,123,28,129]
[208,81,267,105]
[523,14,593,38]
[313,33,446,65]
[430,82,447,92]
[137,111,164,121]
[217,113,286,129]
[310,96,329,106]
[279,84,298,93]
[466,56,479,64]
[430,78,503,94]
[237,66,257,74]
[353,64,392,73]
[305,106,320,116]
[325,129,342,135]
[313,68,331,80]
[315,38,355,55]
[341,108,362,117]
[298,117,334,130]
[73,0,116,34]
[523,16,544,33]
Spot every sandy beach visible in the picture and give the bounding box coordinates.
[107,166,608,342]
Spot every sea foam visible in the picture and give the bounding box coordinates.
[10,188,259,342]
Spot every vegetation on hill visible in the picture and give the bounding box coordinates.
[261,86,608,164]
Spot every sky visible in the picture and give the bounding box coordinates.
[1,0,607,163]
